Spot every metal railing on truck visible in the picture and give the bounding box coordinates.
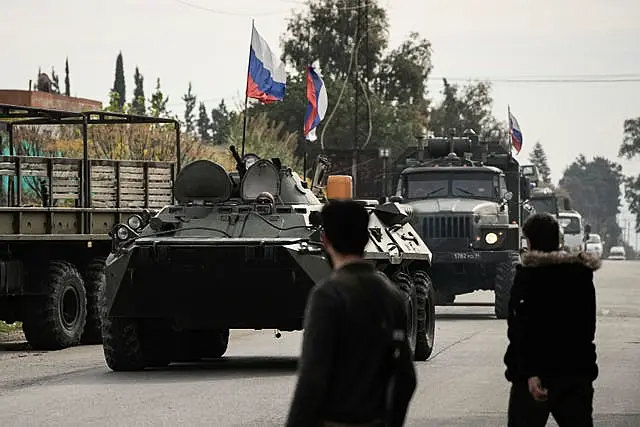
[0,104,181,240]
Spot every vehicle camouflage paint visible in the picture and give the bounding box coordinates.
[390,130,530,319]
[101,147,437,371]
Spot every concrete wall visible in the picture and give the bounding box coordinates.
[0,90,102,112]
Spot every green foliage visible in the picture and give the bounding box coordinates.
[229,112,302,172]
[51,67,60,94]
[197,102,212,143]
[210,99,234,145]
[148,78,169,118]
[559,155,624,250]
[619,117,640,232]
[429,78,506,140]
[112,52,126,110]
[528,141,552,185]
[281,0,389,82]
[64,58,70,96]
[131,66,146,115]
[182,82,197,134]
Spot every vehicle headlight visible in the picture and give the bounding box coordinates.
[115,225,131,241]
[485,232,498,244]
[127,214,143,230]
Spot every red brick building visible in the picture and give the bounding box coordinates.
[0,89,102,112]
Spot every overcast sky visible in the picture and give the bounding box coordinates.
[2,0,639,236]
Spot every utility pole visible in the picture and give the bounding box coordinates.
[351,0,361,197]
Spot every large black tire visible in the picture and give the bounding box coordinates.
[22,260,87,350]
[413,271,436,361]
[173,329,230,362]
[393,271,418,357]
[102,316,146,371]
[494,252,520,319]
[81,257,106,345]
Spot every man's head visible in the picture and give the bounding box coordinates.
[522,212,560,252]
[320,200,370,263]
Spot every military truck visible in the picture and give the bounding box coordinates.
[389,130,530,319]
[0,104,179,350]
[519,164,570,250]
[101,147,437,371]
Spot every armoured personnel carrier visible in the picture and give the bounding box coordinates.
[101,146,436,371]
[389,130,531,319]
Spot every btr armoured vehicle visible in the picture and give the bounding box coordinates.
[389,130,531,319]
[101,147,437,371]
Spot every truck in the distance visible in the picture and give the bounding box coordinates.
[388,129,530,318]
[0,104,179,350]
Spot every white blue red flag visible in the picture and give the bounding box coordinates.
[508,107,523,154]
[304,62,328,142]
[246,23,286,104]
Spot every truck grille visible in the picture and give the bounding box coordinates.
[417,215,473,239]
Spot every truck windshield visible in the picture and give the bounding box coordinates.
[529,197,557,215]
[403,171,500,201]
[559,216,581,234]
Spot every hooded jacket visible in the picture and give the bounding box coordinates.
[504,250,600,383]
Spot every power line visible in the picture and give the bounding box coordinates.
[428,76,640,84]
[172,0,293,16]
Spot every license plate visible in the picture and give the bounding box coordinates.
[452,252,480,261]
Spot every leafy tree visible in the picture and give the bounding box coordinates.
[281,0,389,83]
[210,99,233,145]
[64,58,70,96]
[619,117,640,232]
[428,78,506,141]
[131,66,146,115]
[182,82,197,134]
[196,102,212,143]
[559,155,624,250]
[112,52,126,110]
[51,67,60,94]
[528,141,552,185]
[148,78,169,118]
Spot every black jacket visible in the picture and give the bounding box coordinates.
[286,261,417,427]
[504,250,600,384]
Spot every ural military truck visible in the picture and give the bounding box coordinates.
[101,147,437,371]
[519,164,569,250]
[0,104,179,350]
[389,130,530,318]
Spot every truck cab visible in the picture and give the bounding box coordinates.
[390,130,526,319]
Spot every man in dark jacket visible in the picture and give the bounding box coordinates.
[504,213,600,426]
[286,200,417,427]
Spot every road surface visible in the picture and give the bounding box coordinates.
[1,260,639,426]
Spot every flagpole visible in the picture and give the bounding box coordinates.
[507,104,512,157]
[241,19,255,158]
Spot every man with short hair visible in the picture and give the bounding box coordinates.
[286,200,417,427]
[504,213,600,426]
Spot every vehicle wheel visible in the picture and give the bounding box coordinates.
[81,257,107,345]
[494,252,520,319]
[393,271,418,356]
[22,260,87,350]
[413,270,436,361]
[102,315,147,371]
[174,329,230,362]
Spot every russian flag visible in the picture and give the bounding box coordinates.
[246,23,287,104]
[303,63,328,142]
[508,107,523,154]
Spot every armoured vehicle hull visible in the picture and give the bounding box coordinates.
[102,150,436,371]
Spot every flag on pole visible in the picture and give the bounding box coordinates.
[246,23,286,104]
[508,107,523,154]
[303,62,328,142]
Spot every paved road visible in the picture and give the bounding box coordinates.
[0,260,639,426]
